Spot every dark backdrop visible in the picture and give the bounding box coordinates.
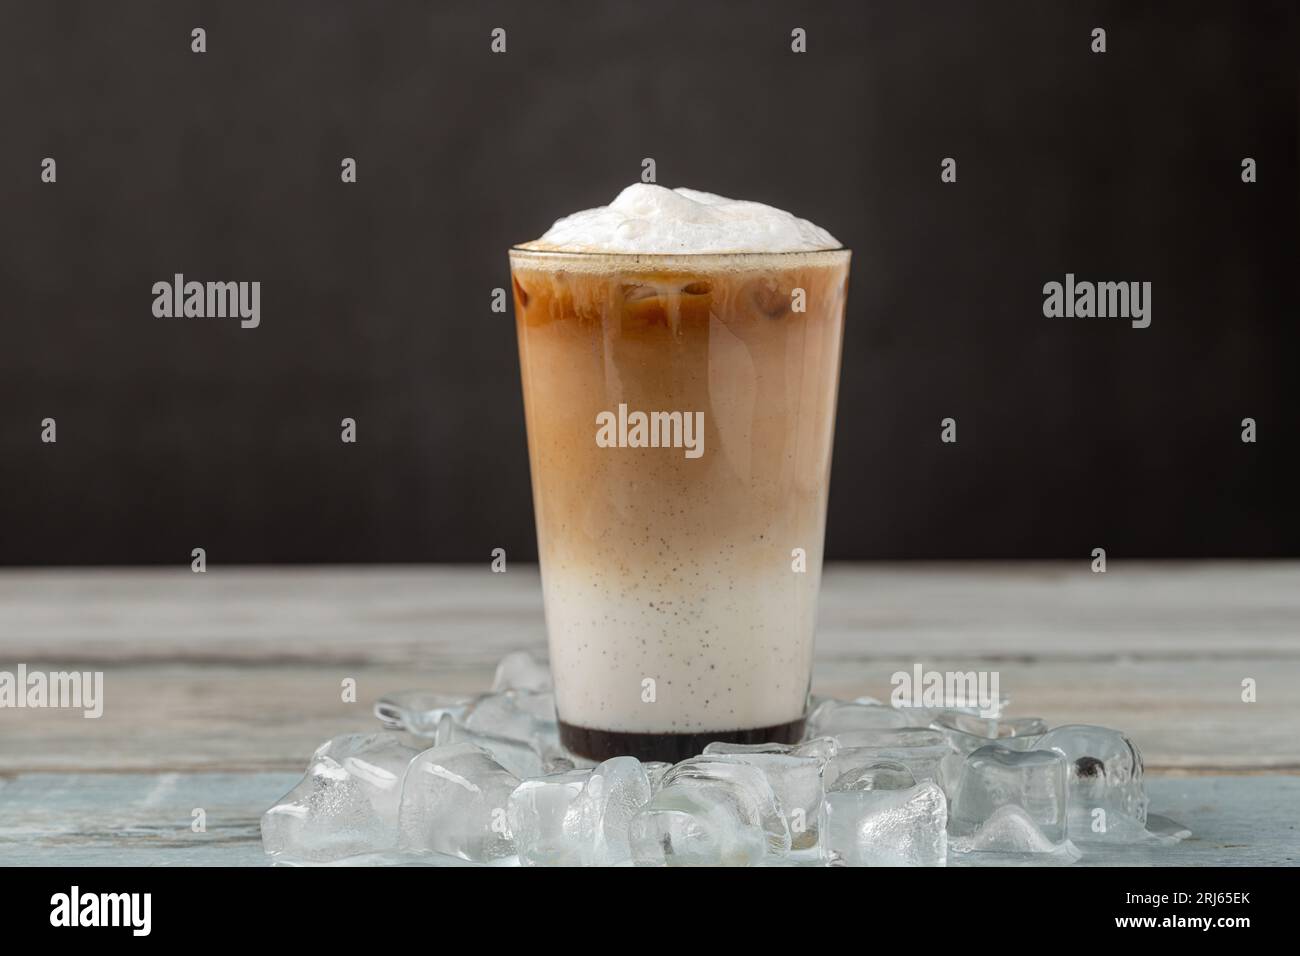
[1,0,1296,564]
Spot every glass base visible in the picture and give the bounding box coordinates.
[558,717,806,764]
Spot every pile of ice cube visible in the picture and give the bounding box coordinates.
[261,652,1189,866]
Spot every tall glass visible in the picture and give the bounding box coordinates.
[510,248,849,761]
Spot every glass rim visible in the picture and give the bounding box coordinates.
[509,245,850,259]
[508,247,851,275]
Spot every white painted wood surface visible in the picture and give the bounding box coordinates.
[0,563,1296,864]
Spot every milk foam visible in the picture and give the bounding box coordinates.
[521,184,840,254]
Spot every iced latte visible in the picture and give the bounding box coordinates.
[511,185,849,761]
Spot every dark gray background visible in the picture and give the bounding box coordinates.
[1,0,1296,564]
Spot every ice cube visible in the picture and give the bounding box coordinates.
[827,728,949,787]
[261,732,420,862]
[805,693,838,713]
[886,705,944,726]
[462,689,558,750]
[507,769,592,867]
[373,690,472,737]
[643,761,672,792]
[745,276,793,318]
[620,281,660,302]
[434,714,544,780]
[396,743,519,862]
[885,697,1011,724]
[630,759,791,866]
[930,696,1012,719]
[1143,813,1192,845]
[807,699,909,736]
[322,732,422,821]
[492,650,553,693]
[938,751,967,801]
[834,727,947,749]
[950,804,1082,861]
[571,756,653,865]
[263,766,384,863]
[951,745,1068,842]
[791,736,839,763]
[703,741,793,755]
[507,757,652,867]
[629,787,759,867]
[1034,724,1149,843]
[824,781,948,867]
[935,713,1029,737]
[691,751,825,850]
[828,759,916,793]
[931,713,1047,755]
[661,759,791,854]
[272,849,483,867]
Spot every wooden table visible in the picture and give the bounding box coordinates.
[1,563,1297,866]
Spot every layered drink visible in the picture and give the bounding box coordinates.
[511,185,849,761]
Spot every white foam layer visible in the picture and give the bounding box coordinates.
[521,184,840,254]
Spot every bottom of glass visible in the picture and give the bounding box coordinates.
[558,717,806,764]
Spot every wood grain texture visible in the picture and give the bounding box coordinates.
[0,563,1296,865]
[1,564,1296,772]
[3,562,1298,659]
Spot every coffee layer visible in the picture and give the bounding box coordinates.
[559,718,807,764]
